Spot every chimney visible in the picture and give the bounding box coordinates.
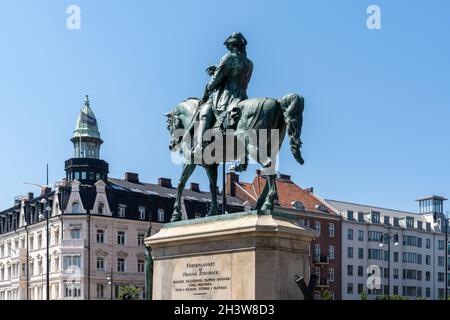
[226,172,239,197]
[27,192,34,201]
[41,187,51,197]
[190,183,200,192]
[277,173,291,181]
[305,187,314,194]
[125,172,139,183]
[158,177,172,188]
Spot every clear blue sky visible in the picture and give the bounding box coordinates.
[0,0,449,213]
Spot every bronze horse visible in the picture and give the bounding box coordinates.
[165,93,304,222]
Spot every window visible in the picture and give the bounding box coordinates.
[403,235,418,247]
[438,272,445,282]
[315,221,321,235]
[117,258,126,272]
[357,266,363,277]
[37,234,42,249]
[64,281,81,298]
[347,229,353,240]
[97,284,104,298]
[417,221,423,230]
[347,211,354,220]
[438,256,445,266]
[70,228,81,239]
[426,288,431,298]
[328,245,335,260]
[371,211,380,224]
[328,223,335,237]
[368,248,383,260]
[347,265,353,276]
[63,255,81,270]
[438,240,445,250]
[347,283,353,294]
[393,252,399,262]
[157,208,165,222]
[393,217,400,227]
[98,203,104,215]
[426,223,431,231]
[425,255,431,265]
[138,233,145,247]
[118,205,126,218]
[138,259,145,273]
[417,237,422,248]
[54,230,60,244]
[358,283,364,294]
[384,216,390,225]
[347,247,353,259]
[72,201,80,214]
[117,231,125,245]
[313,244,321,258]
[425,271,431,281]
[402,252,418,264]
[393,268,399,279]
[357,212,364,222]
[357,230,364,241]
[417,271,422,281]
[96,230,105,243]
[329,268,335,282]
[97,257,105,271]
[358,248,364,259]
[368,231,383,242]
[406,217,414,228]
[426,239,431,249]
[138,206,146,220]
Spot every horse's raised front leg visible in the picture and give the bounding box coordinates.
[204,164,219,217]
[172,163,196,222]
[261,174,278,212]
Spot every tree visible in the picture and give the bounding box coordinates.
[360,291,368,300]
[321,290,332,300]
[118,285,141,300]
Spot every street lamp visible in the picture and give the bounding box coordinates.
[433,212,448,300]
[40,196,51,301]
[106,268,113,300]
[379,231,399,298]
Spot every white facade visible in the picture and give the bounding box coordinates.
[0,194,161,300]
[325,199,446,300]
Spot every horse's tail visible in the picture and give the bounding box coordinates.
[278,93,305,165]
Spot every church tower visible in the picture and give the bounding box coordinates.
[65,95,109,184]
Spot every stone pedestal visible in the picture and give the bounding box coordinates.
[146,211,316,300]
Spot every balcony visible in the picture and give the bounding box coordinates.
[62,239,86,248]
[316,278,330,288]
[313,255,329,265]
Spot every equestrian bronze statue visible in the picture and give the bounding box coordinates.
[165,32,305,222]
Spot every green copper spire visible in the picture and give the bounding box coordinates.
[73,95,101,139]
[71,95,103,159]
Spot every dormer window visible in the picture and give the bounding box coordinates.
[98,202,104,215]
[118,205,126,218]
[406,217,414,228]
[291,201,305,211]
[71,201,80,214]
[315,204,329,213]
[347,211,354,220]
[383,216,390,225]
[370,211,380,224]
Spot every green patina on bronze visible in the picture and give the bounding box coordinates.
[165,32,305,223]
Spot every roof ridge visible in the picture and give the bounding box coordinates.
[325,199,418,215]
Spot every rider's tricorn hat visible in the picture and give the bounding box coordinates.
[224,32,247,48]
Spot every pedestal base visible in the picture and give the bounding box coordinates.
[146,211,316,300]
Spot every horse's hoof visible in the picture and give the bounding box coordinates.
[206,209,218,217]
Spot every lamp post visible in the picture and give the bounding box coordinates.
[40,195,51,301]
[379,231,399,298]
[106,268,113,300]
[433,212,448,300]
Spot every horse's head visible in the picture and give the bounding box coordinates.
[164,108,183,152]
[165,99,199,152]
